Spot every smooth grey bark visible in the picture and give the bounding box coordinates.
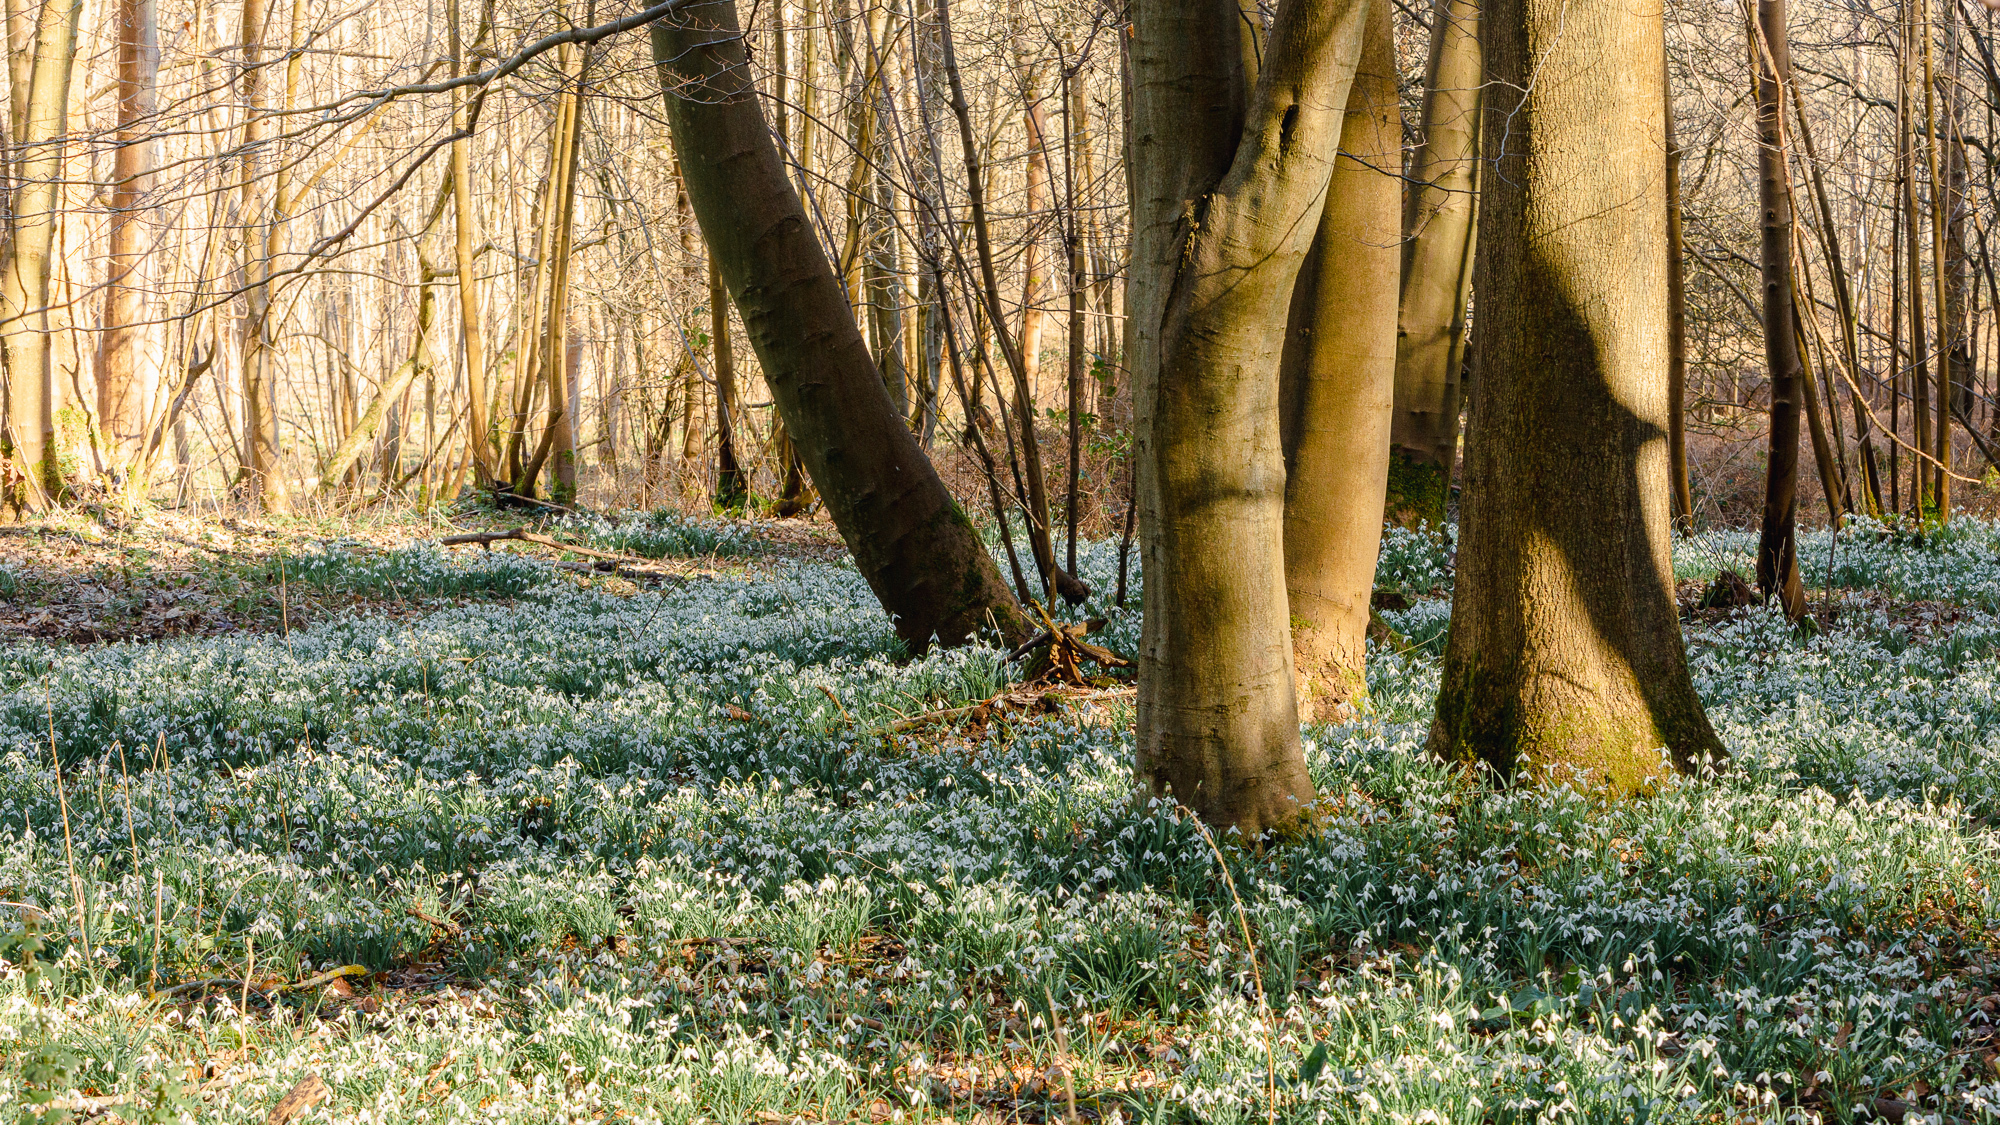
[1278,0,1398,725]
[1387,0,1480,529]
[1131,0,1370,835]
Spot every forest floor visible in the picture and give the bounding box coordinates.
[6,505,2000,1122]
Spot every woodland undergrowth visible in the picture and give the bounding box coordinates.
[5,515,2000,1122]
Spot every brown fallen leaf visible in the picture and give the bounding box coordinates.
[265,1073,330,1125]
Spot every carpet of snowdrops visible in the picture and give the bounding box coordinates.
[9,512,2000,1123]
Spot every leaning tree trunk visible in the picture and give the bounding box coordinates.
[1130,0,1370,836]
[1386,0,1481,529]
[318,249,439,492]
[1278,0,1398,725]
[1752,0,1807,618]
[96,0,160,484]
[0,0,81,510]
[1428,0,1722,790]
[652,0,1025,651]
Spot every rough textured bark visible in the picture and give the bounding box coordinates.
[1753,0,1806,617]
[653,0,1025,651]
[1278,0,1397,725]
[1131,0,1370,835]
[0,0,80,510]
[1428,0,1722,789]
[1388,0,1480,529]
[96,0,160,479]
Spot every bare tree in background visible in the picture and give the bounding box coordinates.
[97,0,161,485]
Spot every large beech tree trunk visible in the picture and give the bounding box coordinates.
[652,0,1025,652]
[1752,0,1807,617]
[1428,0,1722,789]
[1386,0,1480,529]
[1278,0,1398,725]
[1130,0,1370,835]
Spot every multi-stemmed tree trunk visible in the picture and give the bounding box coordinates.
[1791,87,1884,518]
[1429,0,1722,789]
[0,0,80,510]
[1386,0,1481,529]
[1015,34,1050,445]
[1752,0,1807,617]
[652,0,1025,651]
[1061,55,1086,574]
[1278,0,1398,725]
[1129,0,1370,835]
[96,0,160,485]
[515,42,588,502]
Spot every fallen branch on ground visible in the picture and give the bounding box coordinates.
[408,905,461,934]
[882,683,1135,735]
[438,527,634,563]
[153,964,366,1002]
[1008,602,1130,686]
